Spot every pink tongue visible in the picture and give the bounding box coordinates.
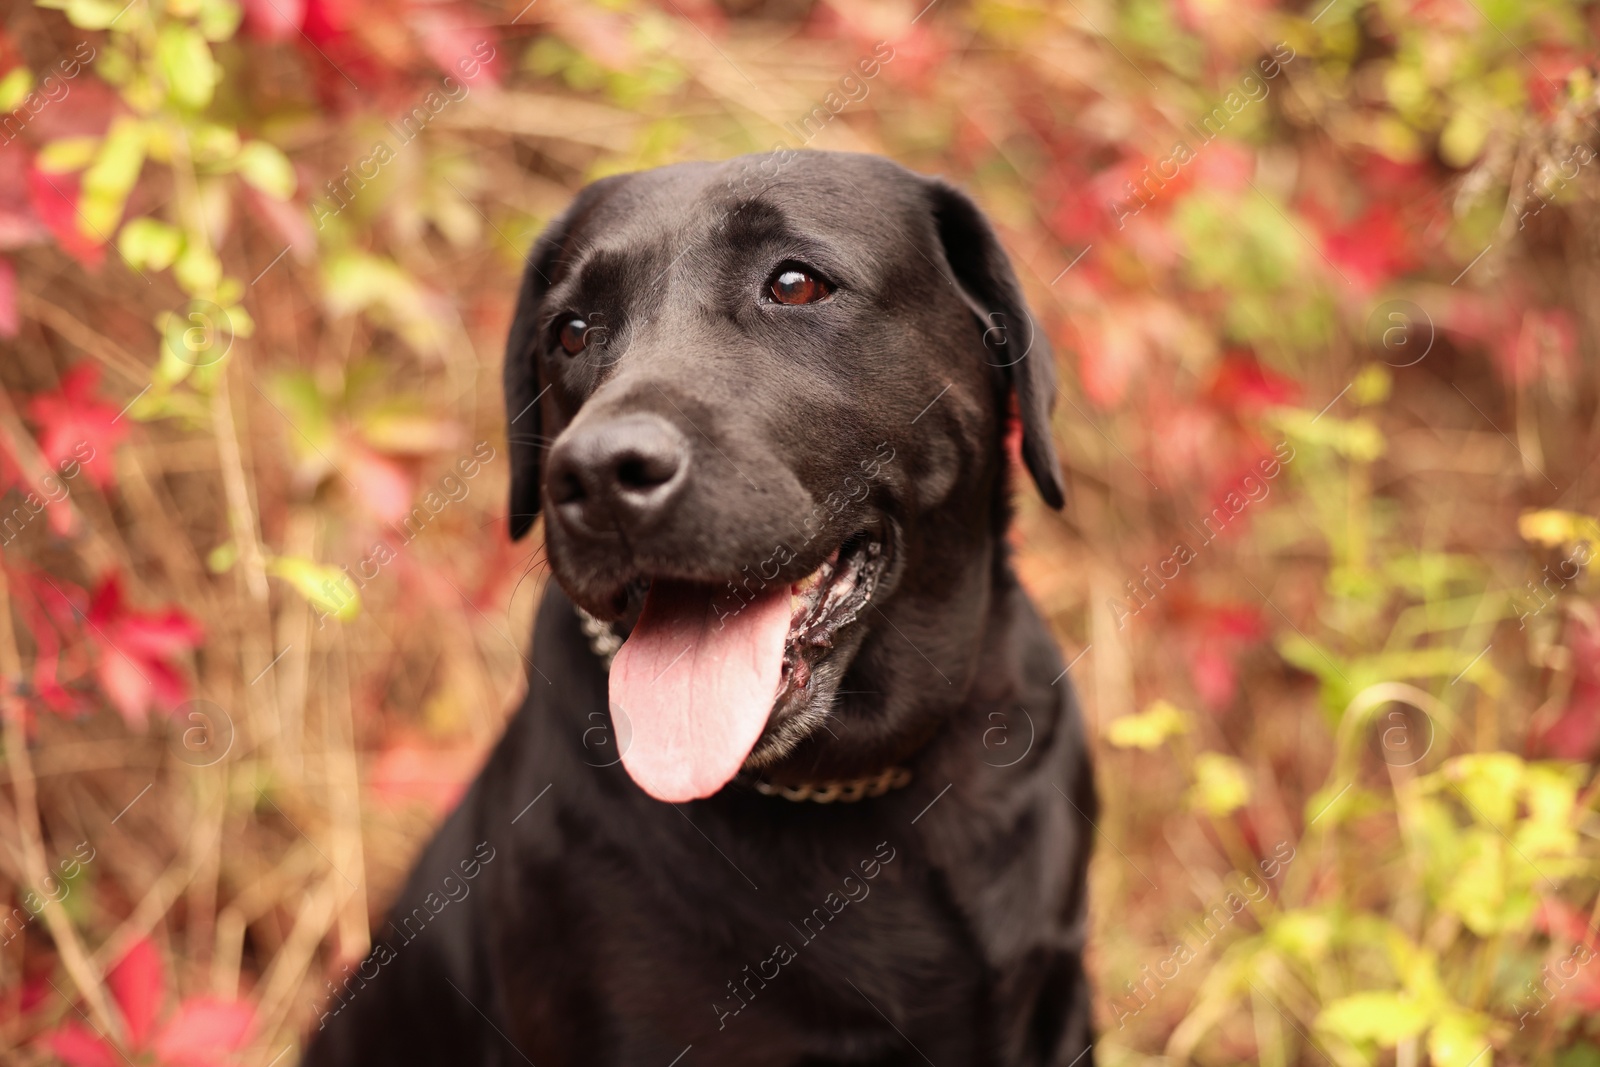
[610,579,791,802]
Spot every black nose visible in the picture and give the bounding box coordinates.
[547,414,690,533]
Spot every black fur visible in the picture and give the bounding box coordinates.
[301,151,1096,1067]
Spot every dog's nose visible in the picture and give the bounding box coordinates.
[547,414,690,533]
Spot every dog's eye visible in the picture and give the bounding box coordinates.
[557,317,588,355]
[768,267,831,305]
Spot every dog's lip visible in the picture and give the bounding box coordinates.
[573,522,889,624]
[772,528,887,705]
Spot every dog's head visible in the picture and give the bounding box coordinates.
[505,150,1063,802]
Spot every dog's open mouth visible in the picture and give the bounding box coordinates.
[607,530,887,802]
[777,531,884,700]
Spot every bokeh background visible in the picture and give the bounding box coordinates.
[1,0,1598,1063]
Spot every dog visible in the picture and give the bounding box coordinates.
[301,150,1097,1066]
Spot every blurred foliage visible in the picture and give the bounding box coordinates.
[0,0,1598,1063]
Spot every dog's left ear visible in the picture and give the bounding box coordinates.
[504,239,553,542]
[504,177,625,540]
[925,178,1066,510]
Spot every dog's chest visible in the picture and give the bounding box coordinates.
[534,791,1070,1062]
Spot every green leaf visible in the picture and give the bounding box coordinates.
[1106,699,1191,750]
[1189,753,1251,817]
[1303,782,1382,828]
[1316,991,1432,1046]
[118,218,183,271]
[1557,1042,1600,1067]
[1277,633,1347,684]
[266,371,336,457]
[236,141,296,200]
[267,556,361,621]
[158,24,218,109]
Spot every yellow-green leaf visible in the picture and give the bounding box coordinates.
[0,67,32,112]
[118,218,184,271]
[1267,910,1333,963]
[236,141,296,200]
[1447,752,1523,828]
[1351,362,1392,406]
[80,117,148,236]
[36,136,101,174]
[1189,752,1251,817]
[1316,990,1432,1046]
[197,0,242,40]
[267,557,360,621]
[1106,699,1191,750]
[174,243,222,296]
[1519,510,1599,565]
[63,0,128,30]
[1428,1011,1492,1067]
[1440,106,1490,168]
[206,541,237,574]
[224,304,255,338]
[158,24,217,109]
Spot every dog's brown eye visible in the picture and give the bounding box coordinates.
[558,317,587,355]
[769,268,830,305]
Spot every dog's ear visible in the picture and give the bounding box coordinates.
[504,180,619,540]
[925,178,1066,510]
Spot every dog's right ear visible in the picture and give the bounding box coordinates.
[504,180,620,541]
[923,177,1067,510]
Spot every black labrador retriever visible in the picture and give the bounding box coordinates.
[301,150,1097,1066]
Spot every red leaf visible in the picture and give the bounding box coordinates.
[152,998,256,1067]
[107,937,165,1050]
[412,8,501,87]
[1076,309,1145,408]
[1207,353,1300,413]
[1536,897,1597,947]
[368,739,481,815]
[1500,308,1577,388]
[345,444,414,523]
[26,166,104,267]
[0,144,49,250]
[0,256,16,337]
[25,363,128,490]
[1189,644,1239,710]
[240,0,305,40]
[41,1023,122,1067]
[243,184,314,261]
[84,577,204,726]
[1537,615,1600,760]
[24,78,117,143]
[1319,204,1416,293]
